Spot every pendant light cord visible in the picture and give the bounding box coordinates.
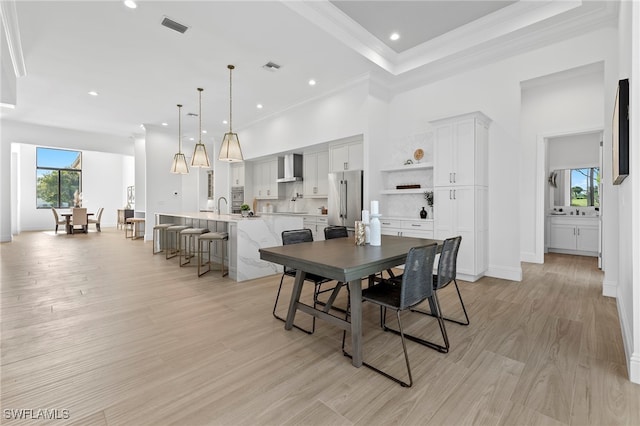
[228,64,234,133]
[177,104,183,153]
[198,88,203,142]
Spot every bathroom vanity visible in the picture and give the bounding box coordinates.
[547,215,599,257]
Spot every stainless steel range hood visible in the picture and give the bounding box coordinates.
[276,153,303,183]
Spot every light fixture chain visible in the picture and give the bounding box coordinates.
[229,65,233,132]
[198,88,202,141]
[178,104,182,153]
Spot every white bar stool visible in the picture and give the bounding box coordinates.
[179,228,210,266]
[165,225,192,259]
[198,232,229,277]
[153,223,174,254]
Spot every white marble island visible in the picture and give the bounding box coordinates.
[155,212,302,282]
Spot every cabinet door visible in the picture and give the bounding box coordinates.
[549,224,577,250]
[231,164,244,187]
[252,163,263,198]
[453,120,476,186]
[347,142,363,171]
[576,224,599,252]
[433,125,454,186]
[316,151,329,196]
[433,188,455,239]
[452,187,476,275]
[330,145,348,172]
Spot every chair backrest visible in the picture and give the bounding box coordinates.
[434,236,462,290]
[96,207,104,222]
[51,208,60,222]
[282,228,314,246]
[324,225,348,240]
[399,243,438,310]
[281,229,314,274]
[73,208,88,226]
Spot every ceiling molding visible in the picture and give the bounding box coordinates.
[0,0,26,77]
[283,0,596,77]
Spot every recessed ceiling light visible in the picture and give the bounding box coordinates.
[189,137,194,141]
[223,120,228,125]
[88,91,99,96]
[308,79,316,86]
[202,130,207,134]
[0,103,16,109]
[256,104,263,109]
[124,0,137,9]
[139,124,145,129]
[161,122,168,126]
[390,33,400,41]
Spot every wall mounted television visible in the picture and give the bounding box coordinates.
[612,78,629,185]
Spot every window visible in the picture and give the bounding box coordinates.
[570,167,599,207]
[36,148,82,208]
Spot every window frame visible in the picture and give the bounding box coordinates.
[36,147,83,209]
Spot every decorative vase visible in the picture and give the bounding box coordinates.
[420,207,427,219]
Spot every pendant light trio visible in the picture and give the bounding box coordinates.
[170,64,243,174]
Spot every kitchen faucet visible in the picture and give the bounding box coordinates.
[217,196,228,214]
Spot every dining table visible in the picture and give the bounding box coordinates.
[259,234,442,368]
[60,212,94,234]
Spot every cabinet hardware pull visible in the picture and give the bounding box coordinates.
[453,172,456,183]
[411,224,420,227]
[453,189,456,199]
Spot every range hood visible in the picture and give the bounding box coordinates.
[276,153,303,183]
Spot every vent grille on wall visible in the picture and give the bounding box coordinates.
[161,17,189,34]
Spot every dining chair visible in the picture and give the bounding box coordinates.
[273,228,334,334]
[410,236,469,326]
[71,208,88,234]
[88,207,104,232]
[319,226,349,313]
[51,208,66,233]
[342,243,441,387]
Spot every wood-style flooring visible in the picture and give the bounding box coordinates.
[1,228,639,425]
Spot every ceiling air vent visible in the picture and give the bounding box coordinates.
[262,61,281,72]
[187,112,198,117]
[161,16,189,34]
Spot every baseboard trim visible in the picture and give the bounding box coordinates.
[0,233,13,243]
[602,279,617,298]
[616,296,636,382]
[486,265,522,282]
[630,353,640,384]
[520,251,542,264]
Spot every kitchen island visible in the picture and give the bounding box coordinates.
[155,212,302,281]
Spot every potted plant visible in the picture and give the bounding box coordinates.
[240,204,251,217]
[424,191,434,217]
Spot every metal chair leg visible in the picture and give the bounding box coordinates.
[272,274,315,335]
[410,279,470,326]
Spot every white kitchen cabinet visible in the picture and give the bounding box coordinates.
[433,112,489,187]
[380,218,434,239]
[329,140,363,172]
[303,215,328,241]
[253,158,279,199]
[231,163,244,187]
[548,216,599,255]
[303,151,329,198]
[431,112,491,282]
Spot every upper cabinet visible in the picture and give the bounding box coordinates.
[432,112,490,187]
[252,158,279,199]
[303,150,329,198]
[230,163,244,187]
[329,140,363,172]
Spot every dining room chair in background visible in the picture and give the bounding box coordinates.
[273,228,334,334]
[342,243,440,387]
[319,225,350,313]
[51,208,66,234]
[88,207,104,232]
[71,207,88,234]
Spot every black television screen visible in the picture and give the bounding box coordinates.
[612,78,629,185]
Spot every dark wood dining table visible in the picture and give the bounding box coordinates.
[60,212,93,234]
[259,234,442,367]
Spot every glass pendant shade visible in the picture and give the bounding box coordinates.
[191,88,210,167]
[219,131,243,162]
[170,104,189,174]
[170,152,189,174]
[218,64,244,162]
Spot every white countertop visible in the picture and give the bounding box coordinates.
[157,211,265,222]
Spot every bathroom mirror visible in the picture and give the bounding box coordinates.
[550,167,600,207]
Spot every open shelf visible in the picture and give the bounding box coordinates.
[380,162,433,172]
[380,188,432,195]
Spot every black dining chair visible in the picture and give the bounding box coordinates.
[411,236,469,326]
[342,243,442,387]
[272,229,334,334]
[317,226,350,313]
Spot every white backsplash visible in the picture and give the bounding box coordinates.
[255,182,327,214]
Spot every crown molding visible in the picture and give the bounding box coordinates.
[0,0,26,77]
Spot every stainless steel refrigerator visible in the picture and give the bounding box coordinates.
[328,170,363,231]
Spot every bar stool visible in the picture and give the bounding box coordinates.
[152,223,174,254]
[179,227,210,266]
[165,225,192,259]
[198,232,229,277]
[125,218,145,239]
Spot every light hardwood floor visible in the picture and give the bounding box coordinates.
[1,228,639,425]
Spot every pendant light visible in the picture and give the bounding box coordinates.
[191,88,210,167]
[170,104,189,174]
[218,64,244,162]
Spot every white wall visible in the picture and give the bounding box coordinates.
[548,132,601,171]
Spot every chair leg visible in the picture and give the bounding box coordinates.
[342,304,413,387]
[272,274,315,335]
[55,225,58,233]
[382,294,449,354]
[411,279,470,326]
